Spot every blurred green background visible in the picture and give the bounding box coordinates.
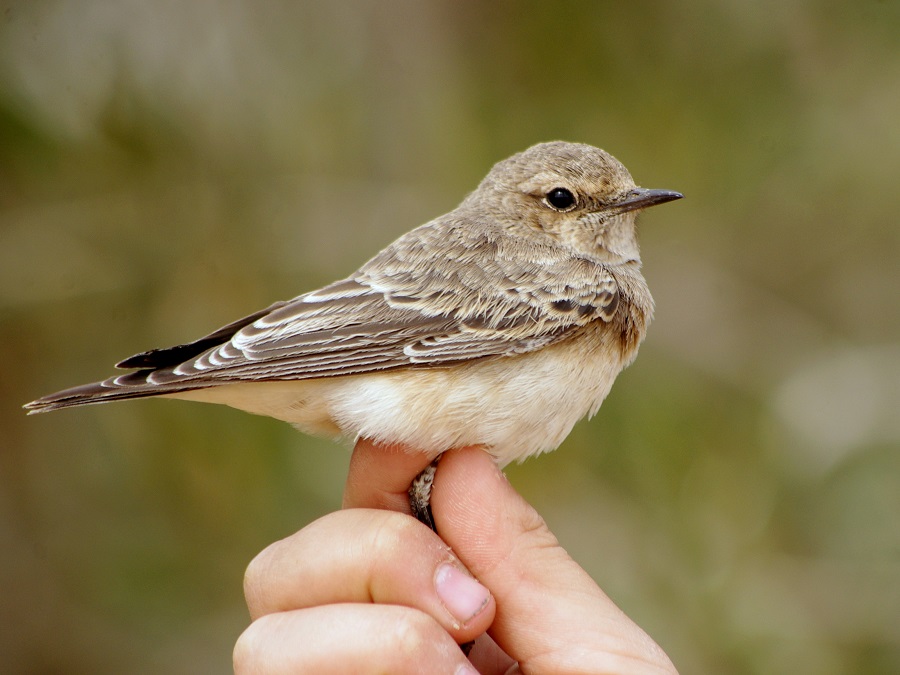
[2,1,899,673]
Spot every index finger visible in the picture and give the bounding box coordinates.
[342,437,437,513]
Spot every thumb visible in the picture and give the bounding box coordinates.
[431,447,676,675]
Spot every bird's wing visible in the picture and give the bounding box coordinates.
[147,222,622,384]
[24,223,621,411]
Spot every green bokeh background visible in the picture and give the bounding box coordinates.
[2,1,899,673]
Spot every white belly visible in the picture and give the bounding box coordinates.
[169,329,630,467]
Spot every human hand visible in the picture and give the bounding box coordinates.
[235,441,677,674]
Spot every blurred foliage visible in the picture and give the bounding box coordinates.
[1,1,899,673]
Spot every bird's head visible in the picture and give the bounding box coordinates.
[466,141,682,264]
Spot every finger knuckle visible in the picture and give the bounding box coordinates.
[243,545,277,617]
[387,608,456,668]
[369,512,424,560]
[232,616,271,674]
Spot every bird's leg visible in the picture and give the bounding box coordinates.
[408,454,476,657]
[408,455,440,532]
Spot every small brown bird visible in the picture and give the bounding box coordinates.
[25,142,681,518]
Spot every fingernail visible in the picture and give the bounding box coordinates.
[434,563,491,627]
[456,664,479,675]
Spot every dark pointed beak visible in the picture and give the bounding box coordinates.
[610,188,683,214]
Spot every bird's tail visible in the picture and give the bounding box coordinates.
[24,372,207,414]
[23,303,288,414]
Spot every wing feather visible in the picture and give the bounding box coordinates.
[172,222,622,383]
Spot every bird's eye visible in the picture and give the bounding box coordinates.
[544,187,576,211]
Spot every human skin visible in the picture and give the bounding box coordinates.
[235,441,678,674]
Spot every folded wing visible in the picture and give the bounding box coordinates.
[25,223,621,413]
